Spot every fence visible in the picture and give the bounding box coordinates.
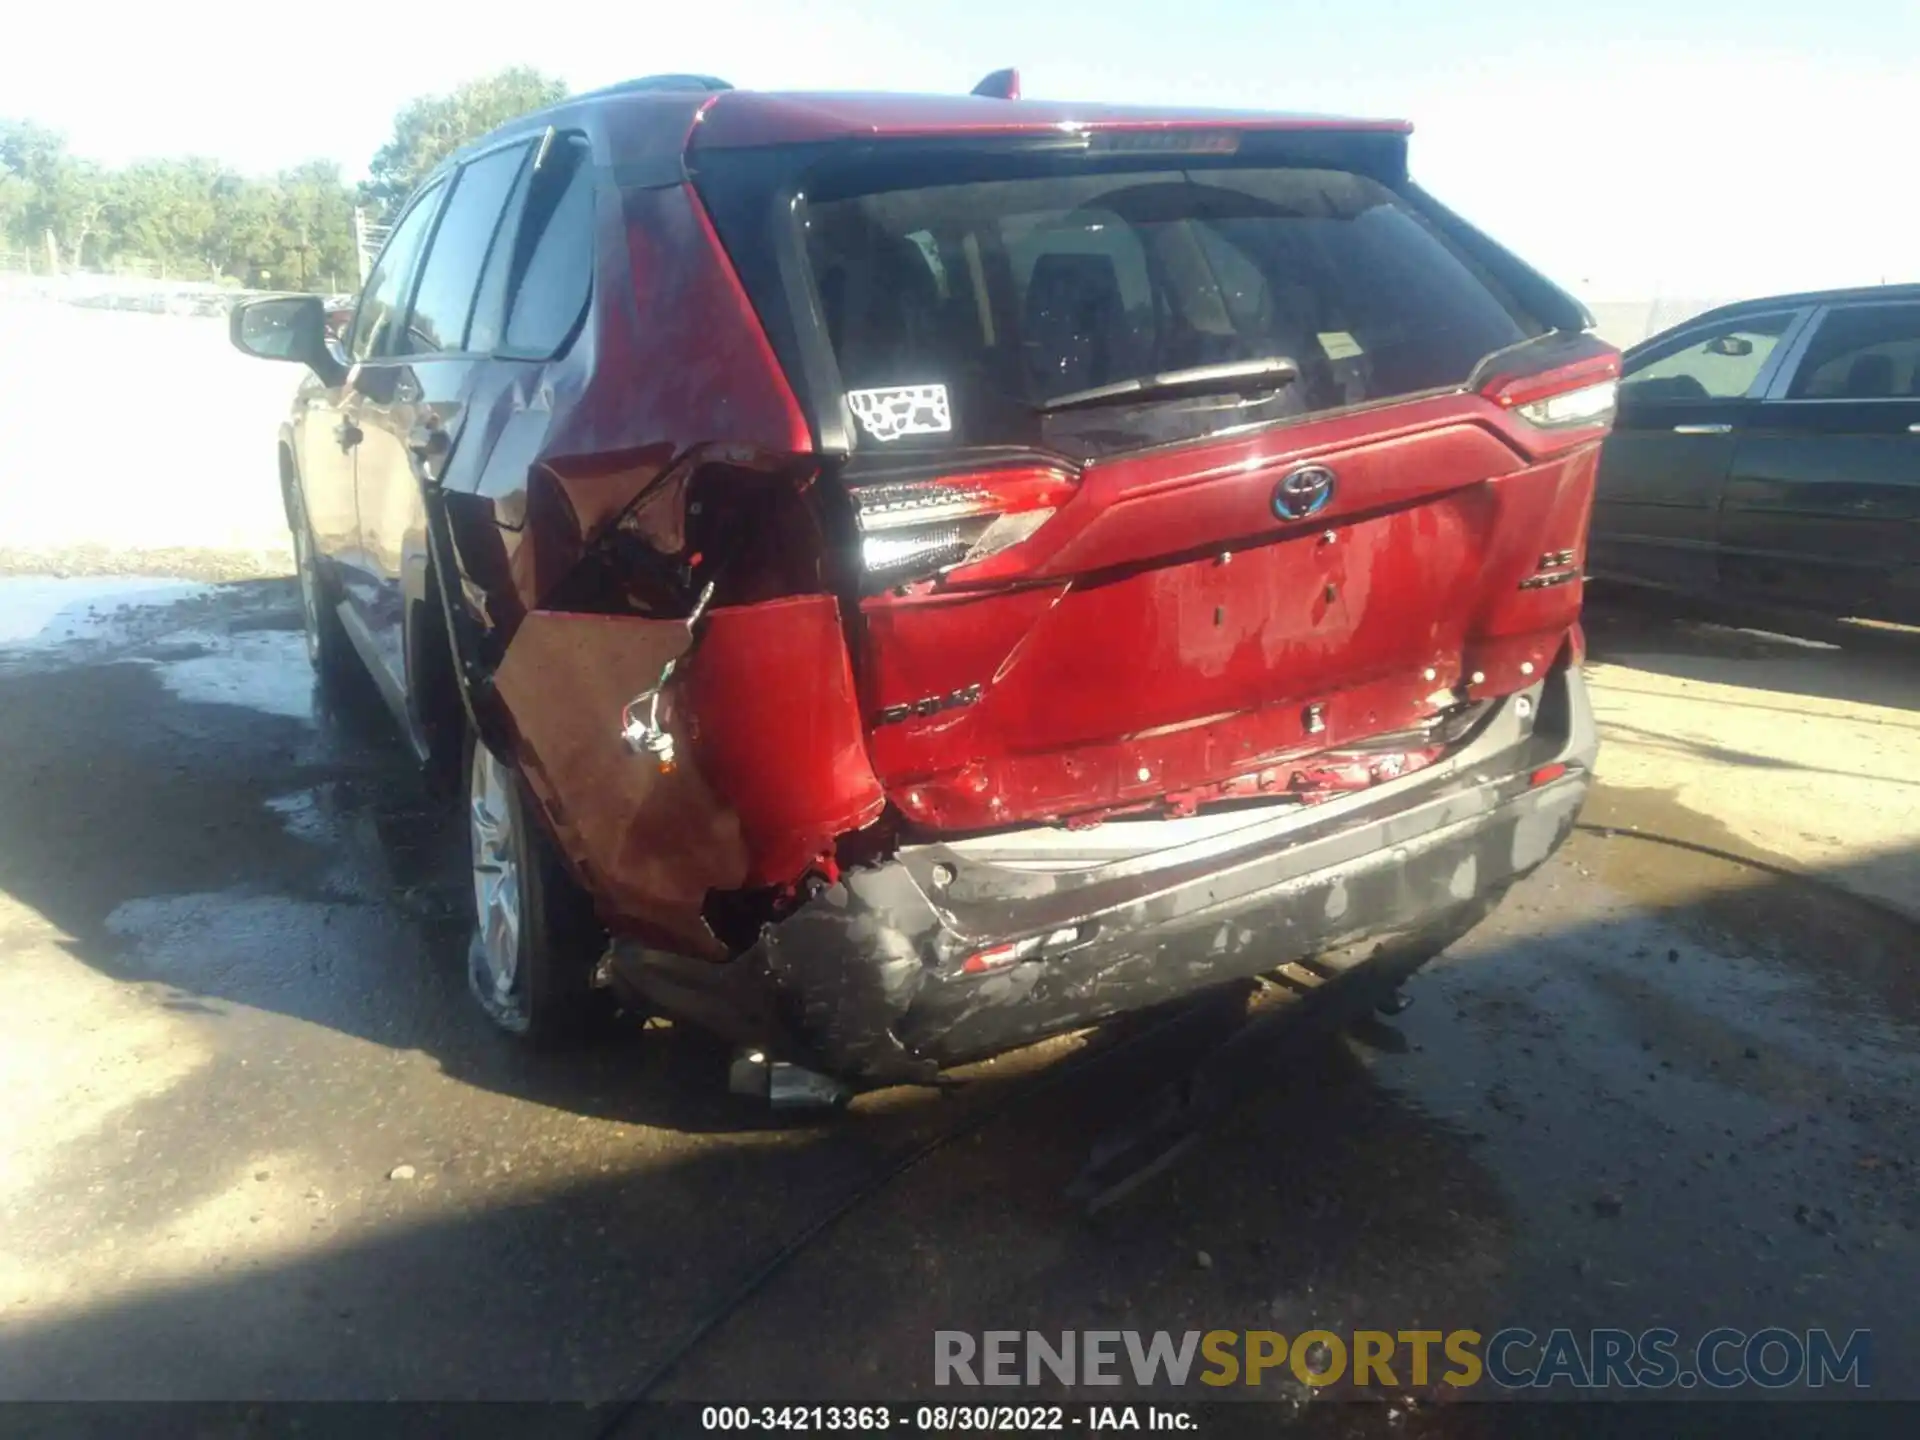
[352,208,392,286]
[0,261,265,317]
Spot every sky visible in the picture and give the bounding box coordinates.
[5,0,1916,300]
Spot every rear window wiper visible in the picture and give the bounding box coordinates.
[1036,356,1300,413]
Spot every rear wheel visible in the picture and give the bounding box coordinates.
[466,735,607,1044]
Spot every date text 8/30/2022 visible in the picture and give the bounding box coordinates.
[701,1405,1194,1430]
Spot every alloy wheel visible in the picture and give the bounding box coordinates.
[468,742,528,1030]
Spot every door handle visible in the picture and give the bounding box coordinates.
[334,420,363,450]
[1908,423,1920,434]
[1671,423,1732,435]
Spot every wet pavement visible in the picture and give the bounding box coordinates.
[1,577,1917,1422]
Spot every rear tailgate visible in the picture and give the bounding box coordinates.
[857,388,1604,829]
[692,122,1614,832]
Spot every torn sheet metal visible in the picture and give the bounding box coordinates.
[492,610,745,957]
[492,594,884,953]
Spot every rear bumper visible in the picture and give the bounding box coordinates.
[621,667,1596,1083]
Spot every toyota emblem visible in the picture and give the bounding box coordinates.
[1272,464,1336,521]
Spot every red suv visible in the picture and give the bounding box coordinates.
[230,73,1613,1091]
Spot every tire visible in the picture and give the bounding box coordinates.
[465,732,609,1045]
[287,480,357,687]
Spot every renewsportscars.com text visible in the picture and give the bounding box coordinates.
[934,1328,1872,1391]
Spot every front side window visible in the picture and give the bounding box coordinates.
[795,160,1541,458]
[1621,313,1794,403]
[1786,305,1920,400]
[347,182,444,363]
[398,143,529,357]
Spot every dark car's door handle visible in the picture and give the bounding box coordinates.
[1908,422,1920,434]
[1671,423,1732,435]
[335,420,363,450]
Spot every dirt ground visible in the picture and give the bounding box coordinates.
[1582,589,1920,925]
[0,570,1915,1429]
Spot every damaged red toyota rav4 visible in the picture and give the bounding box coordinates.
[229,72,1615,1100]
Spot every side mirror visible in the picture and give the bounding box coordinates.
[230,295,346,386]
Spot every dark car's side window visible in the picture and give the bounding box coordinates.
[1786,305,1920,400]
[348,182,445,364]
[501,135,596,358]
[1619,312,1795,404]
[397,144,530,358]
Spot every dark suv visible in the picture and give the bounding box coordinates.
[230,73,1612,1090]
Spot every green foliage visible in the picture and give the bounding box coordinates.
[2,121,358,288]
[362,66,568,219]
[1,66,565,290]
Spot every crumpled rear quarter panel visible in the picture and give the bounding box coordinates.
[493,596,883,953]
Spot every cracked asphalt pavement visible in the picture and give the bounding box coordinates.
[1,573,1917,1428]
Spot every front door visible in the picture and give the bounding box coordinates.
[292,370,358,586]
[1590,309,1805,594]
[1721,301,1920,623]
[331,180,446,643]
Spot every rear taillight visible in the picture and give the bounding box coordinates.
[1512,377,1618,429]
[1476,335,1622,452]
[851,466,1075,589]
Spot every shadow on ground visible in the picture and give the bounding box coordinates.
[1582,585,1920,713]
[3,580,1918,1413]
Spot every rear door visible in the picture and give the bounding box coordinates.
[1719,300,1920,622]
[1589,309,1805,593]
[347,139,531,721]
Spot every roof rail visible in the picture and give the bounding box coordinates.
[970,68,1021,100]
[579,74,733,101]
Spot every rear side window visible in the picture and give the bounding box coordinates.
[398,143,529,356]
[1786,305,1920,400]
[792,160,1541,456]
[502,135,596,357]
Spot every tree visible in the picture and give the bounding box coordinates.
[1,120,109,269]
[3,66,562,286]
[362,66,568,219]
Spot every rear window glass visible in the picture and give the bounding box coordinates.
[797,162,1539,457]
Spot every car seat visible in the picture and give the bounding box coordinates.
[1023,252,1130,397]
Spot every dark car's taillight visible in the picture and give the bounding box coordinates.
[850,466,1076,589]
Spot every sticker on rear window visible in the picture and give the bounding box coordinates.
[1318,331,1364,360]
[847,384,952,442]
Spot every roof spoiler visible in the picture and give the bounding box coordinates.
[970,68,1021,100]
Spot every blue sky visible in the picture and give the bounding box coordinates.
[5,0,1915,298]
